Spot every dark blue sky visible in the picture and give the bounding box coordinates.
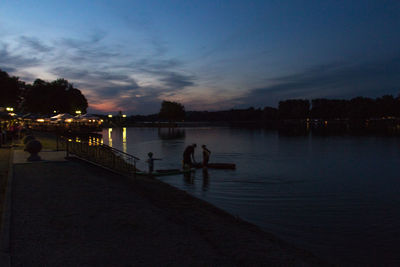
[1,0,399,114]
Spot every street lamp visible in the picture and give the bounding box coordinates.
[108,114,113,118]
[75,110,82,115]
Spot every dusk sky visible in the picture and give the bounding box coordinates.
[1,0,399,114]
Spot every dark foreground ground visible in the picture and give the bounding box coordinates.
[5,148,326,266]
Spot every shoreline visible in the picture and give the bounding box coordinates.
[2,134,327,265]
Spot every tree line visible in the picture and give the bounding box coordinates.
[130,96,400,123]
[0,69,88,115]
[278,96,400,120]
[2,68,399,122]
[175,96,400,122]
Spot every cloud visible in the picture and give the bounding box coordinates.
[55,36,120,65]
[87,84,165,115]
[134,58,181,73]
[1,30,197,114]
[95,84,139,98]
[51,66,90,80]
[19,36,53,52]
[0,43,41,69]
[159,72,195,90]
[0,66,16,73]
[236,57,400,108]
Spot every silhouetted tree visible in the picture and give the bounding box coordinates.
[347,97,375,120]
[23,78,87,114]
[159,100,185,121]
[0,69,24,108]
[311,99,348,119]
[262,107,278,120]
[375,95,399,118]
[278,99,310,119]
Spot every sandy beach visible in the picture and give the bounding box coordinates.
[0,135,326,266]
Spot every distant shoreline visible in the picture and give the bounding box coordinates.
[100,118,400,137]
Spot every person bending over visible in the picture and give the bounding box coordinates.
[183,143,197,168]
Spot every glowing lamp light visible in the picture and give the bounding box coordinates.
[75,110,82,114]
[9,113,16,116]
[6,107,13,111]
[108,115,113,118]
[53,110,57,113]
[65,119,73,123]
[36,119,45,122]
[122,114,127,118]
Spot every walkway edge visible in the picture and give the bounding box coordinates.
[0,148,14,267]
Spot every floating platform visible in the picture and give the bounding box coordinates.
[194,163,236,169]
[137,168,195,177]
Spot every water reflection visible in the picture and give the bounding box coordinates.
[202,168,209,191]
[88,136,102,146]
[122,127,127,153]
[101,126,400,265]
[183,171,194,185]
[108,128,112,147]
[158,128,185,140]
[182,168,210,191]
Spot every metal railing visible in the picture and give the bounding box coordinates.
[63,137,140,177]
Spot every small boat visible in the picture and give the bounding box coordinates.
[193,163,236,169]
[136,168,195,177]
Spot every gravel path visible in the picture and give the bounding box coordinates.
[10,158,325,266]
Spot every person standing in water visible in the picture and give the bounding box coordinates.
[202,145,211,167]
[183,143,197,168]
[147,152,161,174]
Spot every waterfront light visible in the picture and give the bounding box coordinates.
[108,114,113,118]
[122,114,127,118]
[36,119,45,122]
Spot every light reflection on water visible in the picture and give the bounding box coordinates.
[122,127,127,153]
[102,127,400,265]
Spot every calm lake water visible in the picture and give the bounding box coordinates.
[101,127,400,265]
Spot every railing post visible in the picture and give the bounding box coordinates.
[64,138,139,177]
[134,159,136,179]
[66,139,69,158]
